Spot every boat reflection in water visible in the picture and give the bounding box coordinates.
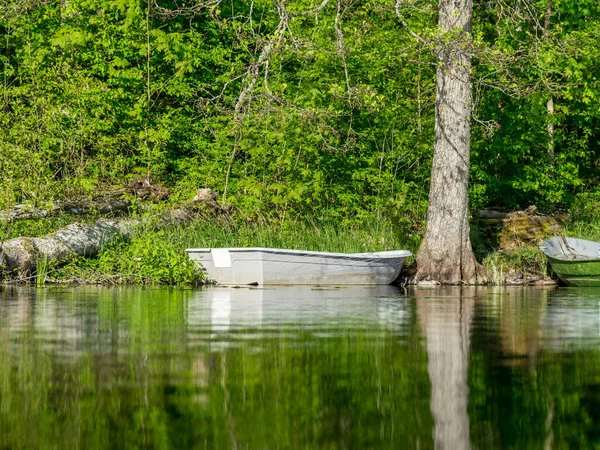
[201,285,407,331]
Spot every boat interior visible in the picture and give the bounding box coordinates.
[540,236,600,261]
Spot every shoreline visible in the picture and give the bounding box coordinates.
[0,206,578,287]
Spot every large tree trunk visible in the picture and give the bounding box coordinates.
[416,0,486,284]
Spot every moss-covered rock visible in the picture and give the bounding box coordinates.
[475,206,567,251]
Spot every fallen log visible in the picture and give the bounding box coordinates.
[0,199,133,222]
[0,177,169,223]
[473,206,568,250]
[474,209,511,222]
[0,219,139,277]
[0,189,230,280]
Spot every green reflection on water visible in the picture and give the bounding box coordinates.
[468,287,600,450]
[0,287,433,449]
[3,286,600,449]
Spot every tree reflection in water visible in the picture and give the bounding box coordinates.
[416,287,474,450]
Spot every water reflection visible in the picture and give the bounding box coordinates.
[199,285,407,330]
[412,286,600,449]
[416,287,476,450]
[2,285,600,448]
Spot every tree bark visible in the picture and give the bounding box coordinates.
[415,0,486,284]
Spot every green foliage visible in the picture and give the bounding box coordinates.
[0,0,599,231]
[471,0,600,209]
[0,0,436,221]
[562,191,600,242]
[56,228,204,285]
[569,191,600,225]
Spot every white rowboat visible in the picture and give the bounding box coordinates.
[185,247,411,285]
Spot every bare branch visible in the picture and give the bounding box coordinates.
[288,0,331,17]
[233,13,287,122]
[152,0,223,19]
[394,0,427,45]
[0,0,52,21]
[334,0,352,104]
[226,0,290,201]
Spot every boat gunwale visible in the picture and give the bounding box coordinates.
[185,247,412,260]
[546,255,600,263]
[540,236,600,262]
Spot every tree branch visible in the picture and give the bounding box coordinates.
[334,0,352,104]
[394,0,427,45]
[288,0,331,17]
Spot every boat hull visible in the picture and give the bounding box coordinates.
[547,257,600,287]
[185,248,411,285]
[540,237,600,286]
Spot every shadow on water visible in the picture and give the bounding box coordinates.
[1,285,600,448]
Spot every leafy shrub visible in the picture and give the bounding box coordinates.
[569,191,600,224]
[57,230,204,286]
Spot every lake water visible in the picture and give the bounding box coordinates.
[1,285,599,449]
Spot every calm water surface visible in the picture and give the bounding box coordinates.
[1,285,600,449]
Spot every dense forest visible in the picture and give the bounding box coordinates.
[1,0,598,223]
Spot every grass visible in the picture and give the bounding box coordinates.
[481,245,548,285]
[35,254,51,287]
[563,222,600,242]
[171,218,418,253]
[48,216,418,286]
